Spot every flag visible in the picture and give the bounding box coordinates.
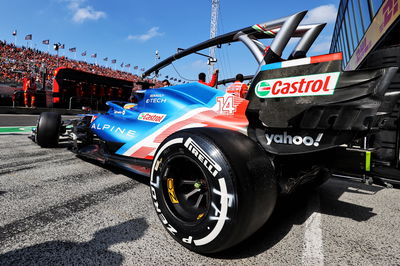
[25,34,32,40]
[134,66,138,70]
[125,64,130,67]
[69,47,76,52]
[60,44,65,49]
[120,62,124,67]
[91,53,97,58]
[111,59,116,63]
[140,68,145,71]
[103,57,108,61]
[12,30,17,36]
[42,40,49,45]
[165,76,168,78]
[81,51,87,56]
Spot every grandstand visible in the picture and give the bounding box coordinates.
[0,40,162,108]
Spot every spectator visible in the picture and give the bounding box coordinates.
[225,73,248,98]
[198,69,219,87]
[0,42,163,88]
[23,76,36,108]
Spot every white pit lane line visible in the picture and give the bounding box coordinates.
[302,192,324,266]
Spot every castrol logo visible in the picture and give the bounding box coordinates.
[138,112,166,123]
[255,72,340,98]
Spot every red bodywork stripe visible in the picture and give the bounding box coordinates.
[130,146,156,158]
[310,53,343,64]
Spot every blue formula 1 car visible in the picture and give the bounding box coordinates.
[31,10,400,254]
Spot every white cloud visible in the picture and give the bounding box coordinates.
[72,6,106,23]
[66,0,83,10]
[302,4,337,24]
[128,27,164,42]
[65,0,106,23]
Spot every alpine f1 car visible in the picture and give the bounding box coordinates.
[31,11,400,254]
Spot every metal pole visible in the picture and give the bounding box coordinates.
[69,96,74,110]
[208,0,220,78]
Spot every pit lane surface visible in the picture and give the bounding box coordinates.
[1,134,400,265]
[0,114,78,127]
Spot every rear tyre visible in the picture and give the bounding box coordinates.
[150,128,277,253]
[36,112,61,148]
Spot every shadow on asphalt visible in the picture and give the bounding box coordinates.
[84,159,383,260]
[318,178,381,222]
[212,177,382,259]
[57,142,74,149]
[0,218,149,265]
[28,147,385,260]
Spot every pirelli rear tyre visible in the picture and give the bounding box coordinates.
[150,128,277,254]
[36,112,61,148]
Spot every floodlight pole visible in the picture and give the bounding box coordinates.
[208,0,219,77]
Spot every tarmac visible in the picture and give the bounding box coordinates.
[1,113,400,265]
[0,106,92,115]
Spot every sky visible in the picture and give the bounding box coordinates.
[0,0,339,83]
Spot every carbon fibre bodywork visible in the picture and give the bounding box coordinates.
[246,58,398,155]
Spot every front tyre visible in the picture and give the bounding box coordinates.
[36,112,61,148]
[150,128,277,253]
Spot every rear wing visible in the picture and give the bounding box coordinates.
[143,11,326,77]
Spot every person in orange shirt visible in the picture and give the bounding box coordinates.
[226,74,248,98]
[24,77,37,108]
[198,69,219,87]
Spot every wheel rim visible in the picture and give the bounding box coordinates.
[161,155,210,223]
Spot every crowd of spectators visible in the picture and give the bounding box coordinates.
[0,40,161,89]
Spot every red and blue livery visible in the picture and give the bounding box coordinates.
[31,10,400,254]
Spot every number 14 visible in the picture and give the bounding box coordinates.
[217,96,236,114]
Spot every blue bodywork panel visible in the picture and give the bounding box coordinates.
[90,83,228,157]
